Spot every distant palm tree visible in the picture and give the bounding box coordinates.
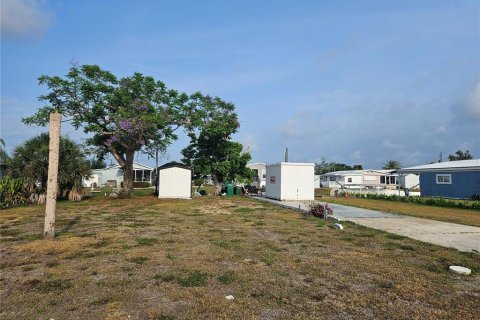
[383,160,402,170]
[0,138,7,162]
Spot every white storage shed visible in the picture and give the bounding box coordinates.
[157,162,192,199]
[266,162,315,201]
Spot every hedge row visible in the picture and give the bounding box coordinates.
[351,193,480,211]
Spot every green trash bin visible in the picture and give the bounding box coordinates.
[235,186,242,196]
[226,183,234,196]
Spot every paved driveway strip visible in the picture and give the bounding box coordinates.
[252,197,480,253]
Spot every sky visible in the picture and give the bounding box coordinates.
[1,0,479,169]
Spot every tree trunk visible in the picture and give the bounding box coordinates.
[122,151,135,197]
[44,112,61,239]
[212,174,222,196]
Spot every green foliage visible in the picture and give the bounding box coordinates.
[87,157,106,169]
[448,150,473,161]
[218,270,235,284]
[7,133,91,198]
[315,159,363,175]
[133,181,150,188]
[23,65,241,196]
[0,176,30,208]
[382,160,402,170]
[181,93,253,190]
[0,138,9,166]
[352,193,480,210]
[177,271,208,287]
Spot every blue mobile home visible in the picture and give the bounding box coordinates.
[400,160,480,199]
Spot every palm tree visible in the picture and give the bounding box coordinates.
[0,138,9,178]
[8,133,91,200]
[382,160,402,170]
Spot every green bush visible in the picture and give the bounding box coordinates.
[0,176,30,208]
[133,181,150,188]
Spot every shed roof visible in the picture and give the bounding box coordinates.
[157,161,191,171]
[399,159,480,173]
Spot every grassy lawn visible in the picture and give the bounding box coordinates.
[319,196,480,227]
[1,196,479,319]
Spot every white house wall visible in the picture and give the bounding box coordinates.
[158,167,192,199]
[399,174,420,189]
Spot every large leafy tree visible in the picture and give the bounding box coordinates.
[23,65,190,197]
[8,133,91,199]
[182,93,253,194]
[448,150,473,161]
[382,160,402,170]
[315,159,363,175]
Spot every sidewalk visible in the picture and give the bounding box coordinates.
[252,197,480,253]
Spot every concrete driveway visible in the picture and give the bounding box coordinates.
[254,197,480,253]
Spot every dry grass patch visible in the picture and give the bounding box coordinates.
[0,195,479,319]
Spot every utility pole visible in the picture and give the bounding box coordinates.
[44,112,61,239]
[285,147,288,162]
[439,152,443,163]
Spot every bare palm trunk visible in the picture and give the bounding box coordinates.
[44,112,61,239]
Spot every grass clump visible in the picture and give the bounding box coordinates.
[177,271,208,287]
[212,240,229,249]
[136,237,158,246]
[129,256,148,265]
[218,270,235,284]
[261,253,276,266]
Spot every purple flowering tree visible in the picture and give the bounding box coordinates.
[23,65,190,197]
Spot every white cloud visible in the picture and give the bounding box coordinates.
[466,82,480,118]
[1,0,53,38]
[382,139,403,150]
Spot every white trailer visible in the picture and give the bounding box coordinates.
[158,162,192,199]
[266,162,315,201]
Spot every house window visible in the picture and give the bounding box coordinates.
[347,178,352,183]
[329,176,335,181]
[380,176,385,184]
[436,174,452,184]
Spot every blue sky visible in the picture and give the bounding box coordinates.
[1,0,479,168]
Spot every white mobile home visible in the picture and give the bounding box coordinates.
[82,162,154,188]
[246,162,266,188]
[266,162,315,201]
[320,169,419,190]
[157,162,192,199]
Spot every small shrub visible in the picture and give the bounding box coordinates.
[0,177,30,208]
[133,181,151,188]
[305,203,333,219]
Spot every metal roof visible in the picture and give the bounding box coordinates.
[399,159,480,173]
[321,169,395,176]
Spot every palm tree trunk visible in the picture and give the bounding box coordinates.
[44,112,61,239]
